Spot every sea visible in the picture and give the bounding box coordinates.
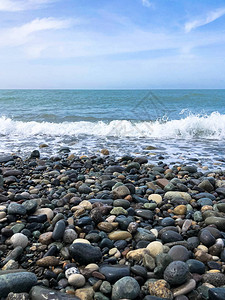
[0,89,225,169]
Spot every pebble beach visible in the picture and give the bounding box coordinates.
[0,149,225,300]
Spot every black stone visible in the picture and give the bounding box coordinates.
[99,265,130,283]
[69,243,102,265]
[161,230,183,244]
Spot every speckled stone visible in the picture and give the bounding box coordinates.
[164,261,189,285]
[111,276,140,300]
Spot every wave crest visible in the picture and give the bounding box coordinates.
[0,112,224,139]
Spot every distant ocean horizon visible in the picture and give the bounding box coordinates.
[0,89,225,168]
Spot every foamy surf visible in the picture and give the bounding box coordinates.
[0,112,225,139]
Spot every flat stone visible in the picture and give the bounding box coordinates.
[0,272,37,298]
[30,286,79,300]
[108,231,132,240]
[148,194,162,204]
[186,259,205,274]
[99,265,130,283]
[69,243,102,265]
[8,203,26,215]
[36,256,59,267]
[161,230,183,244]
[52,220,66,241]
[208,288,225,300]
[205,217,225,231]
[164,192,191,201]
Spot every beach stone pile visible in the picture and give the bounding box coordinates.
[0,151,225,299]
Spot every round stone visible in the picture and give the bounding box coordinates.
[168,245,189,262]
[161,217,175,227]
[68,274,86,288]
[10,233,28,248]
[186,259,205,274]
[161,230,183,244]
[148,194,162,204]
[111,276,140,300]
[63,229,78,244]
[200,229,216,247]
[164,261,189,285]
[173,205,187,215]
[146,241,164,258]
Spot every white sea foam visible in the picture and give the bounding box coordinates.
[0,112,225,139]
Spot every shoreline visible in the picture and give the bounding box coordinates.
[0,151,225,299]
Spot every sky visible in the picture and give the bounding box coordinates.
[0,0,225,89]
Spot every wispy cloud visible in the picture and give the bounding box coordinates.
[185,7,225,33]
[0,17,73,47]
[0,0,57,12]
[142,0,152,8]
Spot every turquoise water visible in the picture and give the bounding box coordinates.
[0,89,225,167]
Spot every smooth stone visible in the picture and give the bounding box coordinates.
[135,209,154,220]
[52,220,66,241]
[30,286,79,300]
[187,237,200,250]
[164,192,191,201]
[8,203,26,215]
[11,223,25,234]
[22,200,37,214]
[148,194,162,204]
[113,185,130,198]
[105,166,124,174]
[200,229,216,247]
[0,272,37,297]
[161,217,175,227]
[111,276,140,300]
[134,228,156,242]
[126,162,140,171]
[99,265,130,283]
[27,214,47,223]
[216,203,225,213]
[131,265,147,278]
[110,207,128,216]
[197,198,213,207]
[143,253,156,270]
[186,259,205,274]
[146,241,164,258]
[181,166,197,173]
[161,230,183,244]
[208,288,225,300]
[173,205,187,215]
[113,199,130,209]
[193,211,203,222]
[108,231,132,240]
[69,243,102,264]
[154,253,173,277]
[198,180,214,192]
[194,193,216,200]
[164,261,189,285]
[168,245,189,262]
[203,273,225,287]
[34,208,54,220]
[63,229,78,244]
[205,217,225,231]
[172,279,196,297]
[68,274,86,288]
[10,233,28,249]
[36,256,59,267]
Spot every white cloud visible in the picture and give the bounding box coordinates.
[185,8,225,32]
[0,0,57,12]
[142,0,152,8]
[0,17,73,47]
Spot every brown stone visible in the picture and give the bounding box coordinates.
[36,256,59,267]
[156,178,169,189]
[39,232,53,245]
[97,222,114,232]
[75,287,94,300]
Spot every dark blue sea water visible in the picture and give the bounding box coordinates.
[0,89,225,168]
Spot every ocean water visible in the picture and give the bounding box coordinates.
[0,89,225,168]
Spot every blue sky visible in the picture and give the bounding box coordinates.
[0,0,225,88]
